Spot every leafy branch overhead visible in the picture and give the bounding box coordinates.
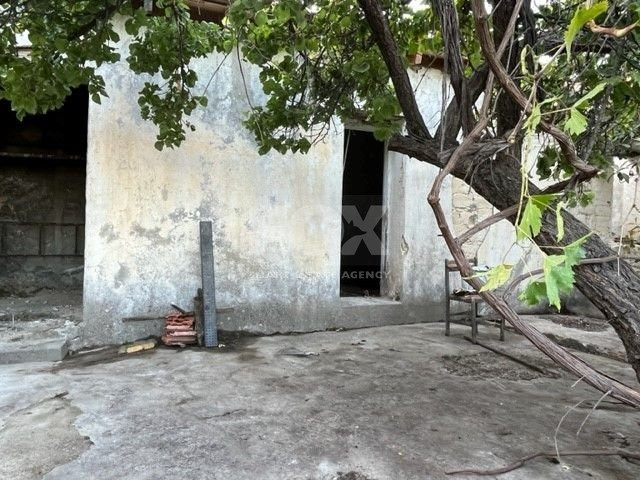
[1,0,637,307]
[2,1,639,157]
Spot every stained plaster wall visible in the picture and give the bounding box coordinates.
[610,161,640,249]
[400,69,453,305]
[82,20,452,345]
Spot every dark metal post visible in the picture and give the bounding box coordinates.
[199,221,218,347]
[471,299,478,343]
[74,225,80,256]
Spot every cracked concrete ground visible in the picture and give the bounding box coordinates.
[1,323,640,479]
[0,291,82,363]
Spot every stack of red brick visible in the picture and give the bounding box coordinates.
[161,312,197,346]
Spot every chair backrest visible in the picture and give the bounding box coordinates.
[445,258,477,273]
[444,258,478,296]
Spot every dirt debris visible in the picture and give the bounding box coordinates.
[333,472,373,480]
[542,314,610,332]
[442,352,563,380]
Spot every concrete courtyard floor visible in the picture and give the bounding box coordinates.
[1,322,640,480]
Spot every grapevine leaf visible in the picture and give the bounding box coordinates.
[519,280,548,305]
[565,1,609,58]
[479,263,513,292]
[517,200,542,241]
[544,254,575,310]
[531,194,558,210]
[563,233,590,266]
[516,194,557,241]
[521,234,590,308]
[564,108,588,136]
[573,82,608,109]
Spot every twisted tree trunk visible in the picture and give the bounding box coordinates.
[390,135,640,383]
[359,0,640,401]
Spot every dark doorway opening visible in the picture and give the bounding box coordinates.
[0,87,88,297]
[340,129,385,297]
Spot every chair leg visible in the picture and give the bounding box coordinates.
[471,299,477,343]
[444,261,450,337]
[445,298,450,336]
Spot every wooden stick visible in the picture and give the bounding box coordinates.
[463,336,547,374]
[457,205,518,245]
[445,449,640,475]
[586,20,639,39]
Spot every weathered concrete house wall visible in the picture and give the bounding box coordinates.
[81,21,452,345]
[6,19,638,346]
[5,21,638,345]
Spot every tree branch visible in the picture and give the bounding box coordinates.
[435,64,489,145]
[471,0,598,178]
[406,24,640,407]
[457,205,519,246]
[432,0,473,135]
[445,449,640,476]
[375,0,640,403]
[586,20,639,39]
[357,0,431,139]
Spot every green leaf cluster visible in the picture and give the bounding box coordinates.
[224,0,440,153]
[478,263,513,292]
[126,1,225,149]
[0,0,126,117]
[516,194,558,241]
[1,0,639,168]
[519,235,589,310]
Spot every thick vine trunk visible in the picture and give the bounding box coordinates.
[466,156,640,383]
[359,0,640,397]
[390,136,640,382]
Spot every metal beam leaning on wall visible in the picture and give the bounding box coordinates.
[200,220,218,347]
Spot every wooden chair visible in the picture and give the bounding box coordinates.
[444,259,505,343]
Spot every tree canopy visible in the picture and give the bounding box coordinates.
[2,1,638,160]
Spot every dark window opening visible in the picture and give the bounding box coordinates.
[0,87,88,296]
[340,129,385,297]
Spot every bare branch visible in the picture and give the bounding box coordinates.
[432,0,473,135]
[357,0,432,139]
[457,205,519,246]
[435,65,489,145]
[586,20,639,38]
[445,449,640,476]
[471,0,599,179]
